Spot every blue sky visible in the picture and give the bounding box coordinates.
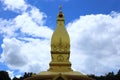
[26,0,120,28]
[0,0,120,78]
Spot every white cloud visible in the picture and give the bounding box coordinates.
[7,70,14,79]
[67,12,120,75]
[14,9,52,39]
[1,37,51,73]
[7,70,22,79]
[0,2,53,72]
[0,0,52,75]
[0,19,16,37]
[1,0,28,12]
[0,4,52,38]
[1,38,27,67]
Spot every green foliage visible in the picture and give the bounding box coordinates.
[1,70,120,80]
[88,70,120,80]
[0,71,11,80]
[12,72,34,80]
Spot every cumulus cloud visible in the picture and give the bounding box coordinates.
[1,37,51,73]
[67,12,120,75]
[1,0,28,12]
[0,0,52,74]
[7,70,14,79]
[14,8,52,39]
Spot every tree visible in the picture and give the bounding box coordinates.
[116,69,120,79]
[0,71,11,80]
[12,72,34,80]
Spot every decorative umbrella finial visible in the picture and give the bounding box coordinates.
[59,5,62,12]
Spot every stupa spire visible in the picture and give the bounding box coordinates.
[24,5,93,80]
[48,6,72,72]
[59,5,62,12]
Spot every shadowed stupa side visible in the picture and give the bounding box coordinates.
[24,6,93,80]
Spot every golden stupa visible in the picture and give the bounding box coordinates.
[25,6,93,80]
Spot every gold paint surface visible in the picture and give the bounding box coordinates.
[49,9,72,72]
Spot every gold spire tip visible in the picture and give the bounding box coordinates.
[59,5,62,12]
